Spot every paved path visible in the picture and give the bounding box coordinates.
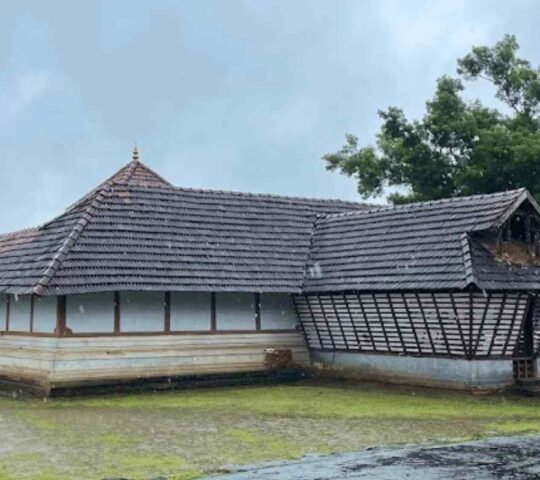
[208,435,540,479]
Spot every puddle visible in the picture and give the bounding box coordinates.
[207,435,540,479]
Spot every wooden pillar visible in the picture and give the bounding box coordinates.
[5,295,10,332]
[29,295,35,333]
[210,293,216,331]
[255,293,261,331]
[113,292,121,333]
[164,292,171,333]
[55,295,66,337]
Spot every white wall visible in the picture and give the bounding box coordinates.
[67,293,114,333]
[9,295,31,331]
[260,294,297,330]
[33,296,56,333]
[216,293,256,330]
[170,292,211,331]
[121,292,164,332]
[311,351,514,390]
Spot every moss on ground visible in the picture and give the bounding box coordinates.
[1,379,540,479]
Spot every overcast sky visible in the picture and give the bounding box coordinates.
[1,0,539,231]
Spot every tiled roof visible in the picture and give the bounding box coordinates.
[303,188,537,292]
[0,157,538,295]
[0,160,368,295]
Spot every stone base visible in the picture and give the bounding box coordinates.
[311,351,515,391]
[0,332,310,397]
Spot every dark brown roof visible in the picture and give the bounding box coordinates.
[1,158,539,295]
[0,159,368,295]
[303,188,540,292]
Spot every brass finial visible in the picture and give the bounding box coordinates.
[132,144,139,162]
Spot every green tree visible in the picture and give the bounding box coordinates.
[323,35,540,204]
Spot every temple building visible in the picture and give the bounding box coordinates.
[0,149,539,395]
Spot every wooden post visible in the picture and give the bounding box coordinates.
[255,293,261,331]
[356,292,377,351]
[304,294,324,350]
[496,228,503,255]
[210,293,216,331]
[5,295,10,332]
[472,292,492,357]
[505,222,512,242]
[468,290,474,359]
[55,295,66,337]
[343,293,363,351]
[164,292,171,333]
[114,292,121,333]
[29,295,35,333]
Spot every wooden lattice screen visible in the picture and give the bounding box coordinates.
[293,292,531,359]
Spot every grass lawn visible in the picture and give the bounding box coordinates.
[1,378,540,479]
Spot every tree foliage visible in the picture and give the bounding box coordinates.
[324,35,540,204]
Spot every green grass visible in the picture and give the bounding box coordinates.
[1,379,540,479]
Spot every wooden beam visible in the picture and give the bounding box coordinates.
[254,293,261,331]
[164,292,171,333]
[487,292,507,356]
[386,293,406,354]
[401,293,422,354]
[372,293,391,352]
[329,294,348,349]
[503,292,523,356]
[304,294,324,349]
[468,290,474,359]
[317,294,336,350]
[210,293,216,331]
[29,295,35,333]
[356,293,377,351]
[55,295,66,338]
[430,292,452,355]
[472,292,492,357]
[414,292,436,354]
[448,291,467,357]
[5,295,10,332]
[343,293,362,351]
[114,292,121,333]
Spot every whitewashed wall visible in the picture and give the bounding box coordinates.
[33,296,56,333]
[122,292,164,332]
[0,292,299,334]
[10,295,31,331]
[260,294,297,330]
[216,293,256,330]
[171,292,211,331]
[67,293,114,333]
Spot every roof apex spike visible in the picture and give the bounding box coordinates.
[132,143,140,162]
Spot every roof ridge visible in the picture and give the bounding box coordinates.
[324,188,527,219]
[65,159,172,213]
[491,188,540,228]
[121,159,140,185]
[460,233,477,288]
[301,214,324,290]
[125,161,172,187]
[33,186,112,296]
[162,185,371,208]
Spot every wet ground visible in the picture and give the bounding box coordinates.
[2,380,540,478]
[208,435,540,480]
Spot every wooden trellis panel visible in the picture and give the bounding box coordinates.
[293,292,529,358]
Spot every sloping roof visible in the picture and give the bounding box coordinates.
[470,239,540,290]
[1,155,539,295]
[0,158,368,295]
[303,188,539,292]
